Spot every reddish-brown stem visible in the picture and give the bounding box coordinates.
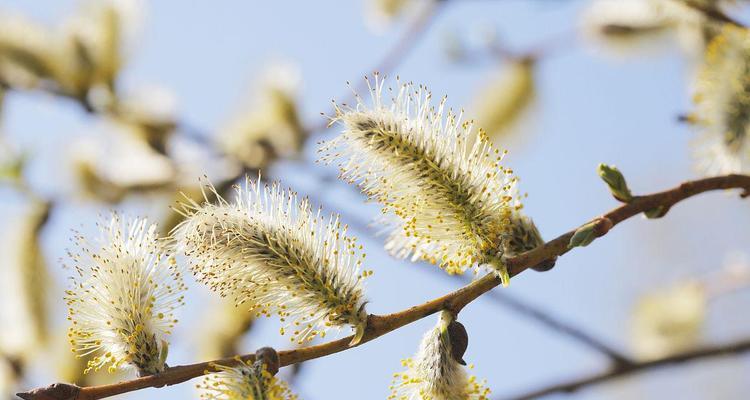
[18,173,750,400]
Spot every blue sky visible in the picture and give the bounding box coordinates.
[1,1,749,399]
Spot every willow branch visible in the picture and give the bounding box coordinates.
[683,0,746,27]
[18,174,750,400]
[366,0,445,81]
[299,178,628,364]
[499,337,750,400]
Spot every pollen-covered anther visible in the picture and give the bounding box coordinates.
[172,177,370,344]
[389,310,490,400]
[197,355,297,400]
[691,25,750,175]
[321,75,545,282]
[64,214,186,375]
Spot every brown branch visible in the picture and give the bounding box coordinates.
[682,0,746,27]
[303,184,630,365]
[499,337,750,400]
[18,173,750,400]
[367,0,445,81]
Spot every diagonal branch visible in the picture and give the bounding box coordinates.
[305,182,633,366]
[475,286,632,366]
[682,0,746,27]
[309,0,445,132]
[498,337,750,400]
[18,173,750,400]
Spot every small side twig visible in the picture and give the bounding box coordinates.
[310,0,445,132]
[477,287,632,367]
[498,338,750,400]
[682,0,745,27]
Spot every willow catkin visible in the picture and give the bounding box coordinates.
[172,178,371,345]
[65,214,186,375]
[321,75,544,284]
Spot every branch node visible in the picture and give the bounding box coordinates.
[530,256,557,272]
[568,217,613,249]
[254,347,280,376]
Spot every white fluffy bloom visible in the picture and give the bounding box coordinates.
[580,0,730,57]
[198,358,297,400]
[389,311,490,400]
[692,25,750,174]
[321,75,543,283]
[0,12,60,88]
[631,281,706,360]
[0,0,141,100]
[172,178,371,345]
[470,57,536,141]
[218,63,305,170]
[64,214,186,375]
[581,0,671,43]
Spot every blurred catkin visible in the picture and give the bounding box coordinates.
[218,64,305,170]
[691,24,750,174]
[470,57,536,142]
[0,0,135,108]
[580,0,730,57]
[631,280,707,360]
[195,298,255,360]
[0,200,52,361]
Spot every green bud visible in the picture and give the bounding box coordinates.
[644,205,670,219]
[486,255,511,287]
[569,221,599,248]
[497,263,510,287]
[568,218,613,249]
[158,339,169,368]
[597,163,633,203]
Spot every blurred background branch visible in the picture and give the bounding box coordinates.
[501,337,750,400]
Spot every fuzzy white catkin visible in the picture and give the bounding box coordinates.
[321,75,544,283]
[580,0,727,58]
[198,359,298,400]
[692,24,750,175]
[172,178,371,345]
[389,311,489,400]
[64,214,186,375]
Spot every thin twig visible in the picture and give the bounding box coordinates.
[498,337,750,400]
[366,0,446,81]
[18,173,750,400]
[682,0,746,27]
[310,0,445,132]
[472,283,632,366]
